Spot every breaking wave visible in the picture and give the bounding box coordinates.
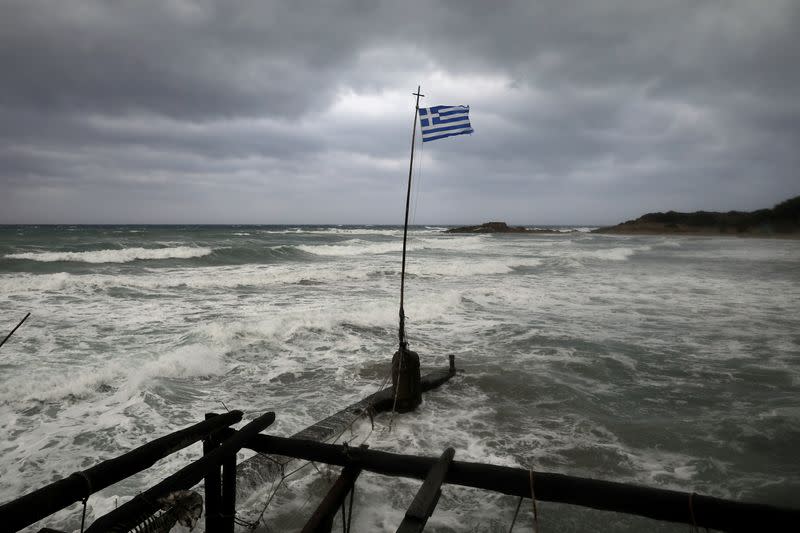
[4,344,225,403]
[297,239,403,256]
[296,235,487,256]
[5,246,213,263]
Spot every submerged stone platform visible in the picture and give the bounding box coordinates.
[236,358,457,496]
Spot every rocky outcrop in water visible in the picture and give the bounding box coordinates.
[445,222,567,234]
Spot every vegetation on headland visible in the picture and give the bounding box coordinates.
[593,196,800,236]
[442,196,799,237]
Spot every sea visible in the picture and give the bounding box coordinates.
[1,225,798,532]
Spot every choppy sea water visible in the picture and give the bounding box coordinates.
[1,225,798,532]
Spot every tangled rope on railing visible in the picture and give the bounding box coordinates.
[103,491,202,533]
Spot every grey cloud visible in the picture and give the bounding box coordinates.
[0,0,798,224]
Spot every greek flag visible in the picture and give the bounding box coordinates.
[418,105,473,142]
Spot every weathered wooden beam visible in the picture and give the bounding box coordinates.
[301,464,362,533]
[397,447,455,533]
[0,410,243,533]
[236,362,457,495]
[84,411,275,533]
[244,434,799,532]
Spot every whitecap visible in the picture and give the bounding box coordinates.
[5,344,224,403]
[297,239,404,256]
[5,246,213,263]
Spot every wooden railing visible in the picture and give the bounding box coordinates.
[3,402,799,532]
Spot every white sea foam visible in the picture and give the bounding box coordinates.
[0,271,74,292]
[297,239,404,256]
[416,235,488,251]
[536,245,651,262]
[260,227,407,236]
[411,258,542,277]
[588,246,639,260]
[0,344,224,404]
[312,228,404,236]
[296,235,488,256]
[578,246,648,261]
[139,344,224,380]
[524,226,597,232]
[0,253,534,297]
[5,246,213,263]
[2,230,798,528]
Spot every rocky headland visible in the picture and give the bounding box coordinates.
[444,222,571,234]
[593,196,800,237]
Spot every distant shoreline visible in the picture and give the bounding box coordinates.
[592,196,799,238]
[439,196,800,238]
[592,227,800,239]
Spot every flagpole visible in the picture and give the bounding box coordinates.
[399,86,424,352]
[390,86,425,414]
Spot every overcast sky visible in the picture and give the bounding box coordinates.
[1,0,798,225]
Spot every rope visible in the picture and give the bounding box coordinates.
[328,365,392,445]
[237,471,283,530]
[126,509,175,533]
[238,368,393,529]
[80,497,88,533]
[237,452,330,529]
[507,496,523,532]
[529,469,539,533]
[75,470,93,533]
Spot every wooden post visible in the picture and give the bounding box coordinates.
[0,411,243,533]
[203,413,222,532]
[85,411,275,533]
[221,453,237,533]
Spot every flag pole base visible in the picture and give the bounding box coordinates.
[391,346,422,413]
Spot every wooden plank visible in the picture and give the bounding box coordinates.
[0,410,243,533]
[301,464,362,533]
[84,411,275,533]
[244,434,800,533]
[397,447,455,533]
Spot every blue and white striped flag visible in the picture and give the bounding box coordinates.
[418,105,473,142]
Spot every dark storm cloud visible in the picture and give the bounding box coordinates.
[0,0,798,223]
